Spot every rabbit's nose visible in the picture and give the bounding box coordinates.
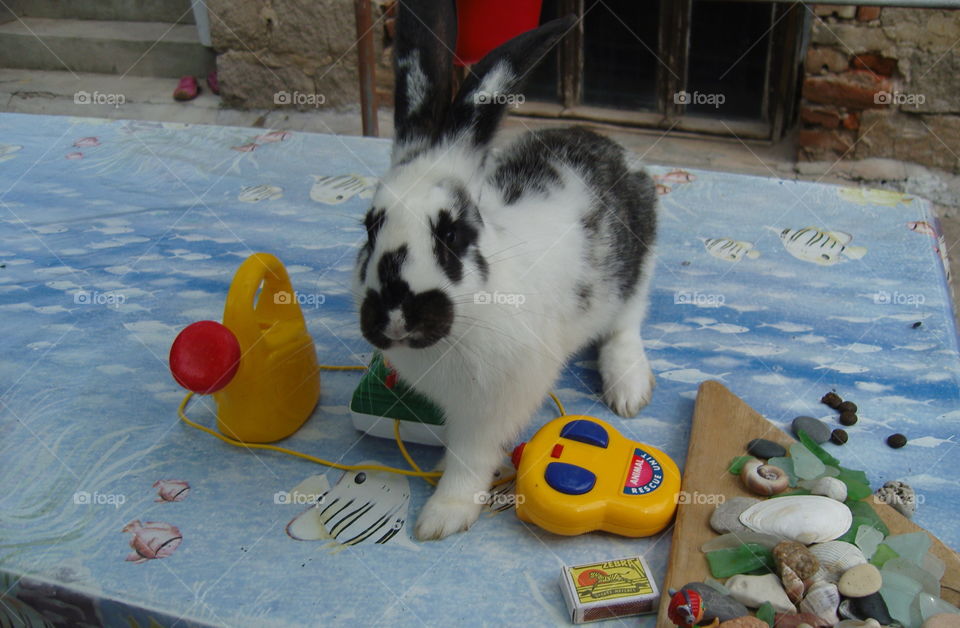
[383,309,409,341]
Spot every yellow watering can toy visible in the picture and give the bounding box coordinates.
[169,253,321,443]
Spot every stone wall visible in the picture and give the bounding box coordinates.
[799,5,960,175]
[207,0,385,110]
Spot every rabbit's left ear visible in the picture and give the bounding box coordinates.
[441,16,576,151]
[392,0,458,165]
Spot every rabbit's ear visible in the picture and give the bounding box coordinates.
[392,0,458,164]
[442,16,575,151]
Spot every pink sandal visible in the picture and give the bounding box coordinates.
[206,71,220,95]
[173,76,200,101]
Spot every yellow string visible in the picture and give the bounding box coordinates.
[175,363,568,486]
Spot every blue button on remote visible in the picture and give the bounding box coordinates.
[545,462,597,495]
[559,419,609,448]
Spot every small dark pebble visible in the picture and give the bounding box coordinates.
[837,401,857,413]
[831,429,849,445]
[887,433,908,448]
[820,392,843,408]
[839,411,859,426]
[912,321,922,328]
[681,260,691,266]
[851,592,894,624]
[746,438,787,459]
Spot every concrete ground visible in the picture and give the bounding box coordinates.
[2,68,958,329]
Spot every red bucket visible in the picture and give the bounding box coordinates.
[454,0,544,66]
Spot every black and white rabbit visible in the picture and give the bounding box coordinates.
[353,0,658,540]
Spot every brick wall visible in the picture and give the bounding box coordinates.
[799,5,960,175]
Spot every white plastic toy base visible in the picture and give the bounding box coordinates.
[350,411,446,447]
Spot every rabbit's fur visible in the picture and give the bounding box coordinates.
[353,1,658,540]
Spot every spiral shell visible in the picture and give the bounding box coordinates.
[780,564,806,605]
[740,459,789,496]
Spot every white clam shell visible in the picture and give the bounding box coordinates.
[738,496,852,544]
[808,540,867,582]
[799,580,840,625]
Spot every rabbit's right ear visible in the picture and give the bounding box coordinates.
[392,0,458,165]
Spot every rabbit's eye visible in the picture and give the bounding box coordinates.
[441,225,459,247]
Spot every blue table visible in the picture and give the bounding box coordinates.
[1,113,957,627]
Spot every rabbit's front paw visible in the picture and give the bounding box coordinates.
[600,341,655,417]
[414,494,482,541]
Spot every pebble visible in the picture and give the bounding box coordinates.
[821,392,843,408]
[875,480,917,518]
[746,438,787,459]
[839,411,858,426]
[837,401,858,413]
[792,416,831,443]
[831,429,849,445]
[838,563,883,597]
[887,433,908,448]
[912,321,922,328]
[923,614,960,628]
[710,497,760,534]
[726,573,796,613]
[850,592,894,624]
[811,476,847,502]
[773,541,820,580]
[718,617,769,628]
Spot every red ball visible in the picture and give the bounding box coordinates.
[169,321,241,394]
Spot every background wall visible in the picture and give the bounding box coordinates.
[799,4,960,176]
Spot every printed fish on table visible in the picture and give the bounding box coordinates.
[700,237,760,262]
[770,226,867,266]
[153,479,190,502]
[309,174,378,205]
[122,520,183,563]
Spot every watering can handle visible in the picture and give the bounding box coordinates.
[223,253,305,334]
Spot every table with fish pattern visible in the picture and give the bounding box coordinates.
[1,113,958,627]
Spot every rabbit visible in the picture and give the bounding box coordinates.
[353,0,658,541]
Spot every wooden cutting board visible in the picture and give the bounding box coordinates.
[656,380,960,626]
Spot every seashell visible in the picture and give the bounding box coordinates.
[741,459,789,496]
[810,476,847,502]
[780,564,806,605]
[808,541,867,583]
[799,581,840,625]
[738,496,852,544]
[773,540,820,581]
[725,573,796,613]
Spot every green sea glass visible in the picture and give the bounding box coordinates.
[883,532,931,567]
[870,543,900,568]
[916,592,960,620]
[797,429,841,466]
[728,455,753,474]
[882,557,940,596]
[789,442,826,479]
[836,466,872,500]
[705,543,776,579]
[767,457,798,487]
[855,524,885,559]
[879,570,923,627]
[838,500,889,544]
[756,602,775,627]
[923,552,946,581]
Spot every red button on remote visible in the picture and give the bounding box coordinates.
[551,444,564,458]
